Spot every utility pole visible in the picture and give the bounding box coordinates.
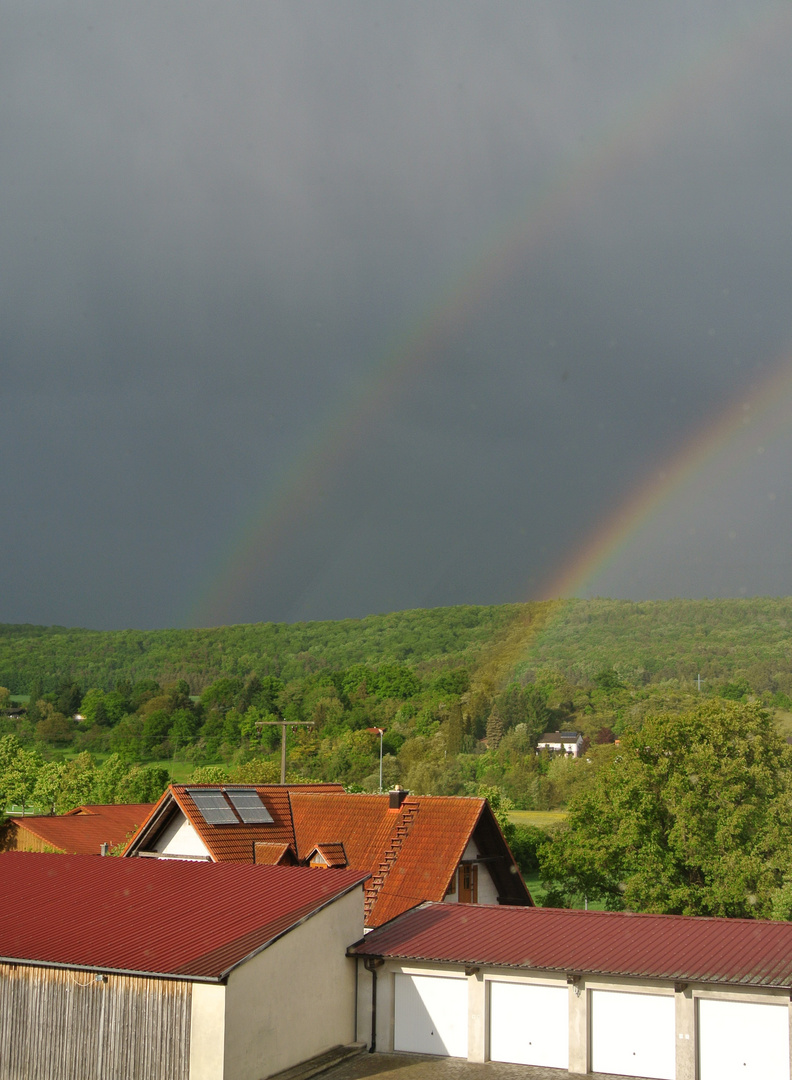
[255,718,314,783]
[367,727,385,792]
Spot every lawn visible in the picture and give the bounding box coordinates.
[507,809,568,829]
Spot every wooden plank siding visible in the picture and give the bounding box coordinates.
[0,823,63,854]
[0,963,191,1080]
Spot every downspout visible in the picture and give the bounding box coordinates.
[363,958,384,1053]
[353,956,358,1043]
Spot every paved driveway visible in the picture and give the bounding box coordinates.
[322,1051,629,1080]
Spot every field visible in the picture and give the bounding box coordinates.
[507,809,568,829]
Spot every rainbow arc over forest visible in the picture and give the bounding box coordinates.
[189,5,792,672]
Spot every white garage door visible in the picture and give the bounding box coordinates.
[698,998,790,1080]
[489,981,568,1069]
[393,974,468,1057]
[590,990,675,1080]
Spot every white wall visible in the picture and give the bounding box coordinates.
[223,885,364,1080]
[442,839,499,906]
[190,983,226,1080]
[358,959,792,1077]
[154,811,212,859]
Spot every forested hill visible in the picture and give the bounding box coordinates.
[2,596,792,695]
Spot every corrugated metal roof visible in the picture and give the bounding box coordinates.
[351,902,792,988]
[0,852,367,981]
[5,805,153,855]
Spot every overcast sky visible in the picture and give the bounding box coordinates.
[2,1,792,630]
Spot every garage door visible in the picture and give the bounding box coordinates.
[489,981,568,1069]
[698,998,790,1080]
[393,974,468,1057]
[590,990,675,1080]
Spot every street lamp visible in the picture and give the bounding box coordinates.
[366,727,385,793]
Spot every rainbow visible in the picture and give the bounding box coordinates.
[465,345,792,687]
[190,5,792,631]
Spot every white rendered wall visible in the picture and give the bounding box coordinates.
[154,811,212,859]
[442,840,499,906]
[223,886,364,1080]
[190,983,226,1080]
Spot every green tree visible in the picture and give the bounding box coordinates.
[486,707,504,750]
[540,701,792,918]
[53,753,96,813]
[91,753,132,803]
[116,764,169,803]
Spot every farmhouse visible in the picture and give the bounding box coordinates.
[0,852,367,1080]
[536,730,584,756]
[349,901,792,1080]
[0,802,153,854]
[123,784,531,926]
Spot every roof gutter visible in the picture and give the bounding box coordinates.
[342,952,792,992]
[0,954,224,985]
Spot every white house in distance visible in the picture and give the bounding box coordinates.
[537,729,584,756]
[0,852,367,1080]
[349,901,792,1080]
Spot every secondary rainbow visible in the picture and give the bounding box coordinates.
[190,6,792,630]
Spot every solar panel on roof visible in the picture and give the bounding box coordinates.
[187,789,238,825]
[225,788,274,824]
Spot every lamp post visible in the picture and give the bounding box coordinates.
[366,727,385,792]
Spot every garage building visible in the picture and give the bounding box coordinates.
[350,901,792,1080]
[0,852,367,1080]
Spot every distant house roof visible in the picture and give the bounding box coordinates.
[0,852,367,981]
[351,902,792,989]
[1,804,154,856]
[125,786,531,927]
[538,731,581,744]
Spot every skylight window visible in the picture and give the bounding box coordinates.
[187,788,238,825]
[225,787,274,824]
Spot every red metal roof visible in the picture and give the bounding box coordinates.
[0,852,367,981]
[5,805,153,855]
[351,902,792,988]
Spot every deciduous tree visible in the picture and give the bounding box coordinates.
[540,701,792,918]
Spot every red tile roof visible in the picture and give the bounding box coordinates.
[126,784,344,862]
[309,843,348,868]
[254,842,293,865]
[0,852,367,980]
[126,787,530,926]
[351,902,792,988]
[371,797,484,927]
[291,793,400,869]
[4,805,153,855]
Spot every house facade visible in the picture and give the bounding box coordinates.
[350,902,792,1080]
[536,730,584,757]
[123,784,532,926]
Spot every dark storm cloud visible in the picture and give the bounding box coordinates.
[1,1,791,628]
